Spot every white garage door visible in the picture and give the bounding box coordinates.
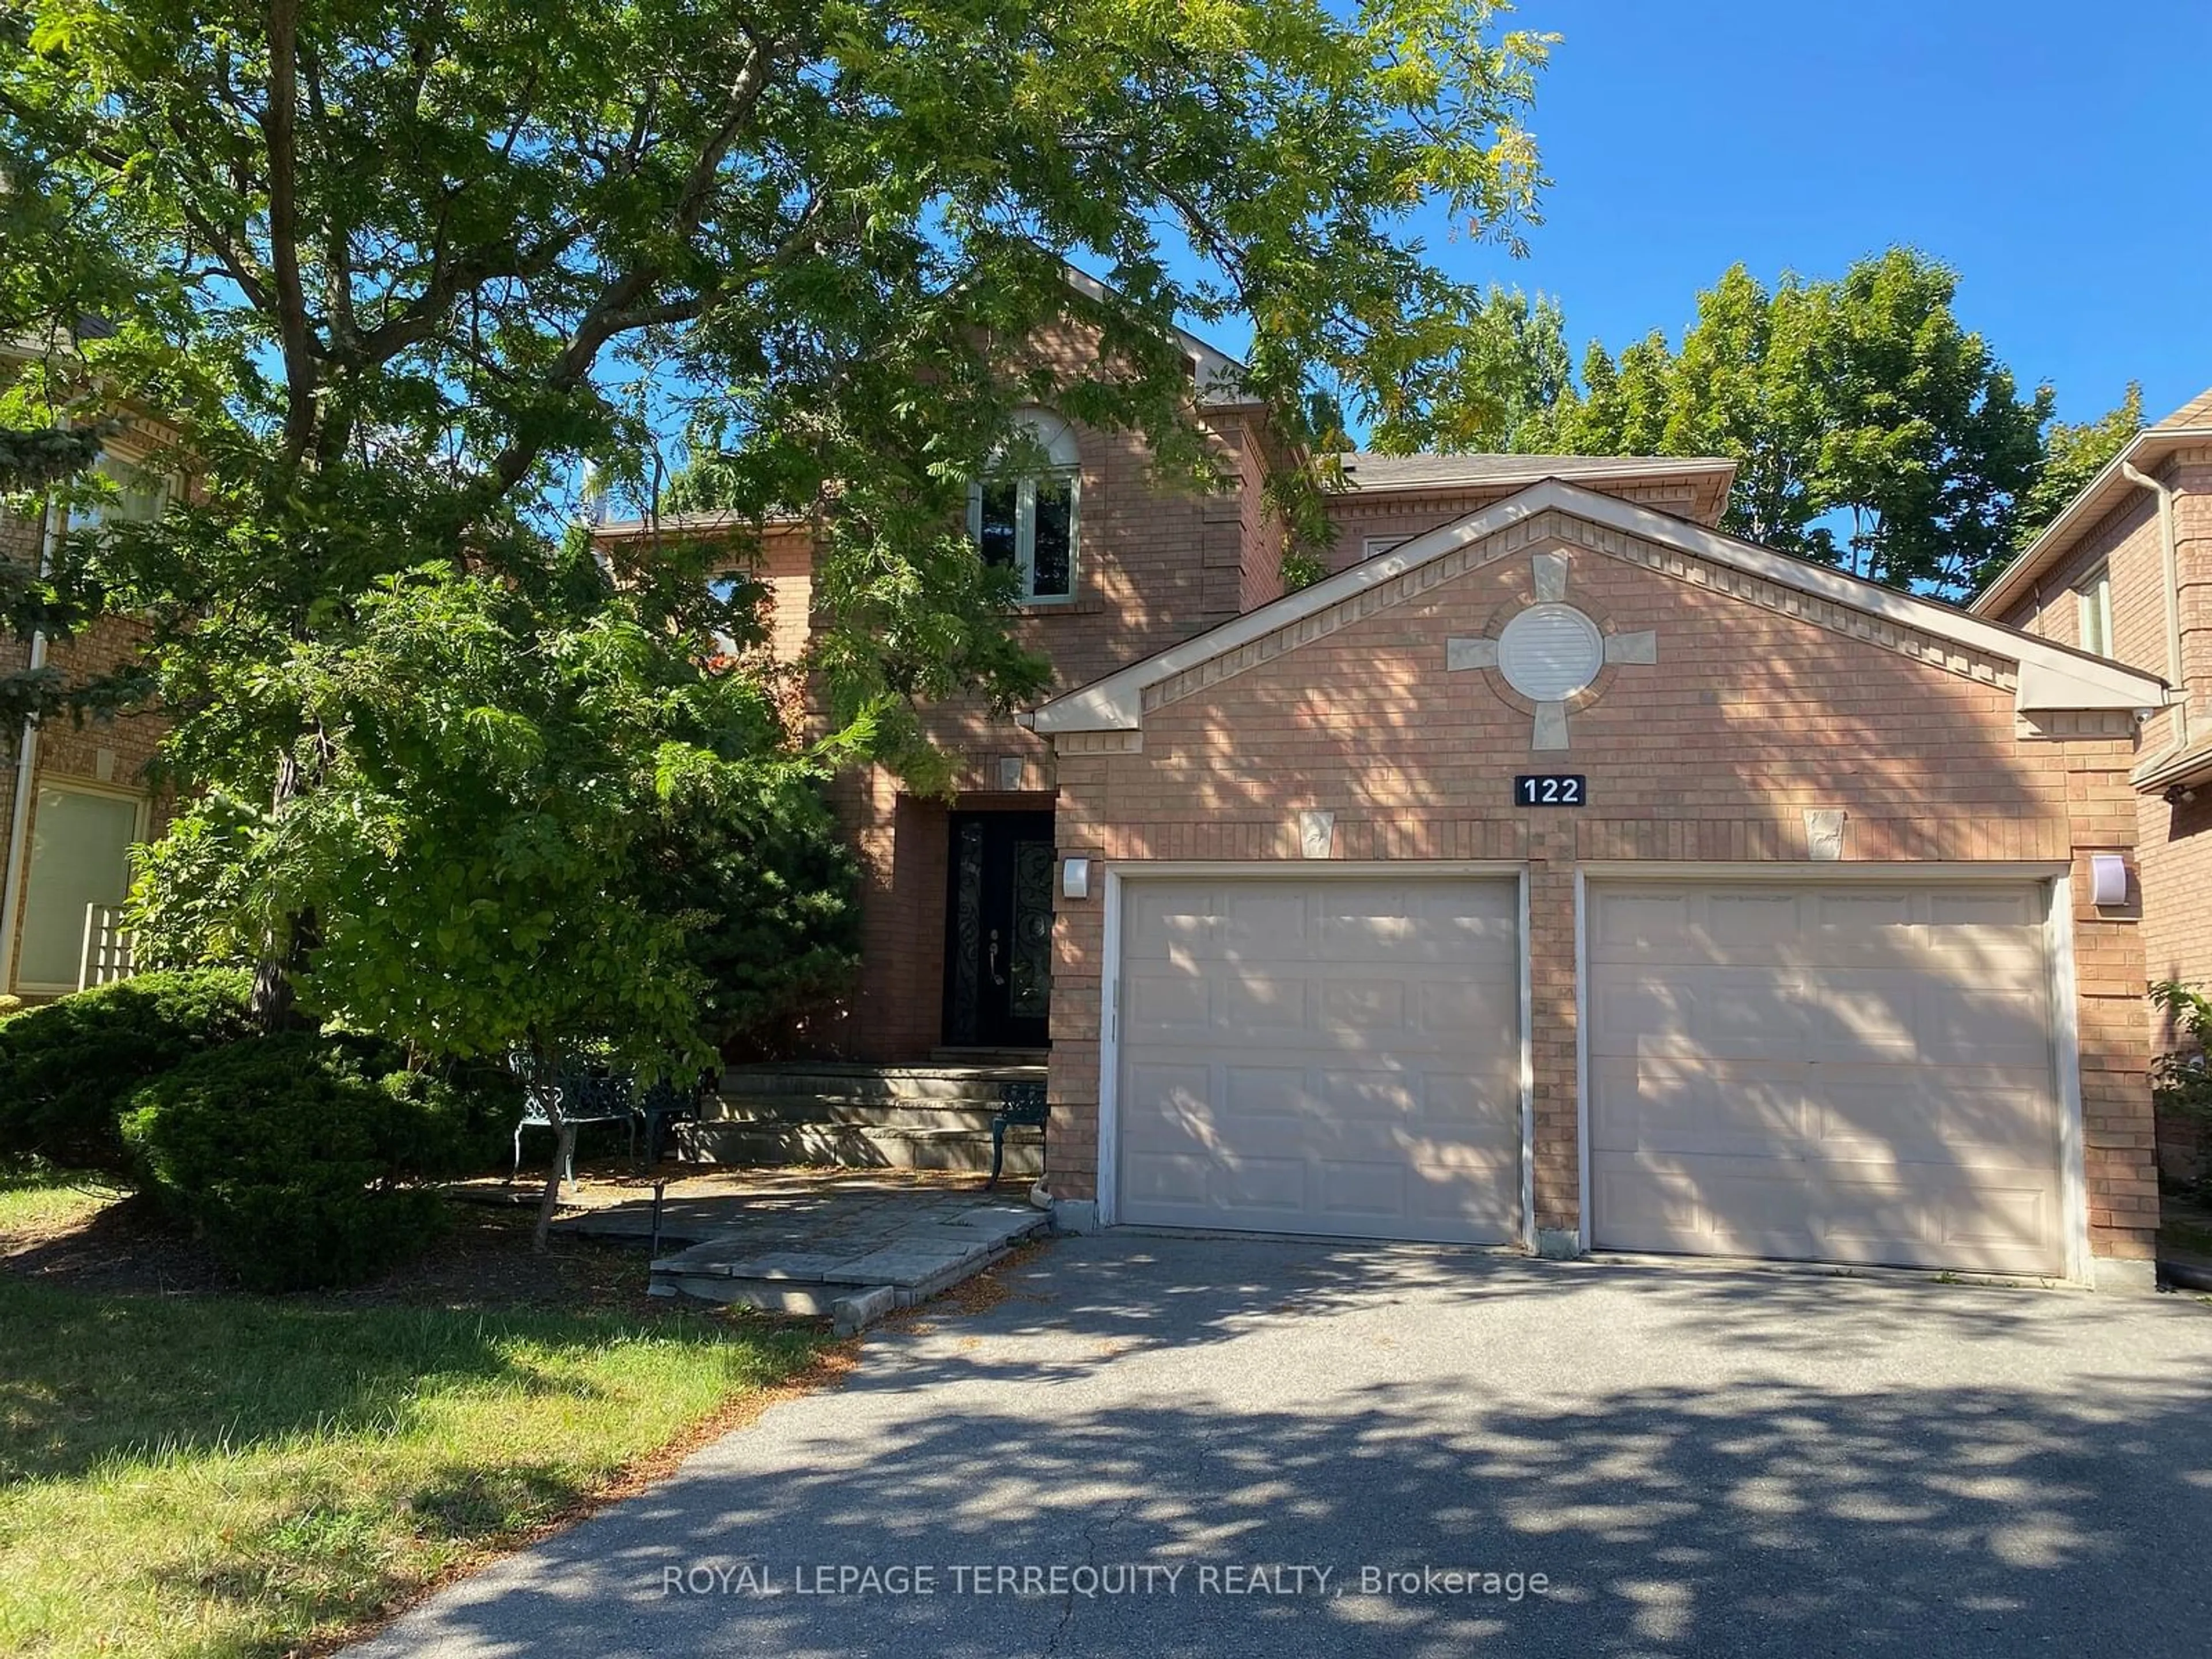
[1588,881,2068,1275]
[1115,877,1522,1243]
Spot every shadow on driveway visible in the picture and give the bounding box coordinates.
[350,1234,2212,1658]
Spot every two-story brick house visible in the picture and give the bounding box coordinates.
[603,310,2174,1291]
[1971,387,2212,1177]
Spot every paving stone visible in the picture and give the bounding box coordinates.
[707,1251,849,1282]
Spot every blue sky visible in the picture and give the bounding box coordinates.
[1301,0,2210,429]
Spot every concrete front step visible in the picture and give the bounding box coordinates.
[703,1094,1006,1131]
[649,1204,1051,1322]
[677,1118,1044,1176]
[719,1062,1046,1103]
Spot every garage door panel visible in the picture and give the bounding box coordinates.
[1213,974,1308,1036]
[1592,972,1809,1062]
[1321,978,1406,1032]
[1418,978,1516,1040]
[1416,1070,1521,1137]
[1591,1055,1809,1151]
[1410,1158,1521,1234]
[1589,880,2066,1275]
[1224,891,1309,956]
[1809,1070,2060,1167]
[1126,887,1219,957]
[1123,971,1215,1039]
[1121,1149,1213,1210]
[1118,876,1521,1245]
[1707,889,1805,947]
[1219,1064,1311,1125]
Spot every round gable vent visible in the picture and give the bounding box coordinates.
[1496,603,1604,702]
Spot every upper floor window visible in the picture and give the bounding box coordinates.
[70,452,171,536]
[968,410,1079,604]
[2078,565,2113,657]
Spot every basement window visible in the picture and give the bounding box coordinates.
[968,410,1080,603]
[2079,565,2113,657]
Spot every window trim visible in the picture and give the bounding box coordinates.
[968,410,1082,605]
[2078,564,2114,658]
[5,778,150,996]
[69,450,174,536]
[969,471,1081,605]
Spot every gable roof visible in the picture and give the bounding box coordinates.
[1059,265,1249,406]
[1969,385,2212,618]
[1025,477,2168,733]
[1339,451,1737,494]
[1336,450,1738,528]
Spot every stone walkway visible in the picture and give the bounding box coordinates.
[501,1168,1054,1332]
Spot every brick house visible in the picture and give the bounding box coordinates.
[0,409,173,1001]
[1971,386,2212,1176]
[601,317,2173,1291]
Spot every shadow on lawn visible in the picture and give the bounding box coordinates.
[0,1272,743,1487]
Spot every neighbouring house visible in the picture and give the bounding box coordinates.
[601,305,2173,1291]
[0,401,173,1002]
[1971,386,2212,1180]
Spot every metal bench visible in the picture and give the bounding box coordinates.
[988,1081,1049,1186]
[509,1058,703,1184]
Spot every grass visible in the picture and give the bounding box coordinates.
[0,1166,124,1237]
[0,1172,828,1658]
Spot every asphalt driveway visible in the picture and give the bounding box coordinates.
[352,1234,2212,1657]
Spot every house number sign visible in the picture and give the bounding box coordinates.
[1514,774,1586,807]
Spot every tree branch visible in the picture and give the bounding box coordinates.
[260,0,321,471]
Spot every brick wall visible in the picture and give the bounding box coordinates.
[1998,449,2212,1016]
[1049,513,2158,1264]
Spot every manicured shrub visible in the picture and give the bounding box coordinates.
[122,1032,484,1290]
[0,969,253,1173]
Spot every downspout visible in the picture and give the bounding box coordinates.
[0,492,59,993]
[2122,460,2188,752]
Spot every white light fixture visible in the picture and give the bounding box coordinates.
[1061,858,1090,901]
[1497,603,1605,702]
[2089,854,2128,907]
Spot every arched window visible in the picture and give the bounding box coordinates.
[968,409,1080,603]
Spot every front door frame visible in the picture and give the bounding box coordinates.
[942,809,1056,1050]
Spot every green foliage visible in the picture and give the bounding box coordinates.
[2152,980,2212,1112]
[643,775,862,1052]
[0,969,252,1174]
[1508,249,2124,601]
[132,562,806,1080]
[2017,382,2145,548]
[121,1033,478,1289]
[1279,548,1331,593]
[5,0,1559,1116]
[1367,285,1571,453]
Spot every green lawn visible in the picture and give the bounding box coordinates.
[0,1176,825,1658]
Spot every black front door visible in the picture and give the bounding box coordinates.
[943,811,1054,1049]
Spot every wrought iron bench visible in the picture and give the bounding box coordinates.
[988,1080,1048,1186]
[509,1059,703,1184]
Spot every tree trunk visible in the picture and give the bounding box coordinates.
[527,1031,570,1253]
[532,1116,575,1253]
[250,749,309,1031]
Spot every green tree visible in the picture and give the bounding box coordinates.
[5,1,1552,1203]
[130,554,853,1243]
[1366,285,1570,453]
[1512,249,2105,600]
[2016,382,2144,547]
